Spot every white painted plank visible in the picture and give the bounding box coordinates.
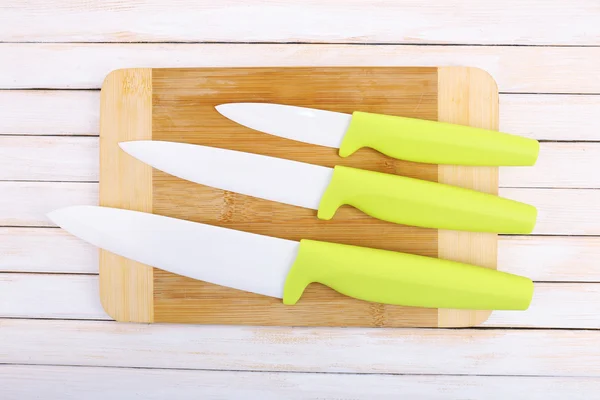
[2,44,599,93]
[2,136,599,189]
[0,182,97,226]
[1,318,599,376]
[0,273,107,320]
[3,273,599,329]
[1,365,598,400]
[485,283,600,329]
[498,236,600,282]
[3,228,600,281]
[1,0,598,45]
[0,136,97,181]
[500,188,600,235]
[500,143,600,189]
[3,91,599,141]
[0,90,98,135]
[0,182,595,235]
[0,228,97,273]
[500,94,600,142]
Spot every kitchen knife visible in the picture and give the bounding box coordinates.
[215,102,540,166]
[119,140,537,234]
[47,205,533,310]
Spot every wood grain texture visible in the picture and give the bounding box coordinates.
[3,318,600,376]
[2,365,599,400]
[2,0,599,45]
[436,67,498,327]
[4,90,599,141]
[3,44,600,93]
[98,68,154,323]
[150,66,440,327]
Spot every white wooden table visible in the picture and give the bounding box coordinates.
[1,2,600,398]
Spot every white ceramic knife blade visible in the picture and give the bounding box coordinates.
[119,140,333,210]
[47,205,299,299]
[216,102,351,148]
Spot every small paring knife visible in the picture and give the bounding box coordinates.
[48,205,534,310]
[215,102,540,166]
[119,140,537,234]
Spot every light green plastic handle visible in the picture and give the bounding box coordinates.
[283,239,533,310]
[340,111,540,166]
[318,165,537,233]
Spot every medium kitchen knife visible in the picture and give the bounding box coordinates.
[119,140,537,234]
[215,102,540,166]
[47,205,533,310]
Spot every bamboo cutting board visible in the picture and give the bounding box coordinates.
[99,66,499,328]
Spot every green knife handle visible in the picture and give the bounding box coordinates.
[317,165,537,233]
[283,239,534,310]
[340,111,540,166]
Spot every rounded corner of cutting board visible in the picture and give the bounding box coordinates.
[437,66,499,95]
[101,67,152,88]
[99,68,153,120]
[98,258,155,324]
[98,273,128,322]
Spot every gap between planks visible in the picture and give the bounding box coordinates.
[2,318,600,377]
[1,1,599,46]
[1,364,599,400]
[1,44,600,92]
[2,91,600,141]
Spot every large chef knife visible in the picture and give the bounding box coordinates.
[48,205,533,310]
[215,103,539,166]
[119,140,537,233]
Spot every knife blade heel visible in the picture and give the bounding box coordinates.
[317,165,537,234]
[283,239,533,310]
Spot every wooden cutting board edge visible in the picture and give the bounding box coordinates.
[97,66,499,327]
